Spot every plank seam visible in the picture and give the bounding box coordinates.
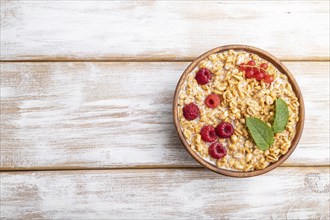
[1,165,329,173]
[1,59,330,63]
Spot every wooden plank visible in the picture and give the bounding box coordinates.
[0,62,329,170]
[1,1,329,61]
[1,167,329,219]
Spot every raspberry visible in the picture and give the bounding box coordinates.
[200,125,217,142]
[215,122,234,138]
[183,103,199,120]
[205,94,221,108]
[209,142,227,159]
[195,68,212,85]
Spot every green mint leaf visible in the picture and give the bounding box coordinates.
[246,117,274,151]
[272,98,289,133]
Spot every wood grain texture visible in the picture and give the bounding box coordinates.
[1,167,329,219]
[1,62,329,170]
[1,0,329,61]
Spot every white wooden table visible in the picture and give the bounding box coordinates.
[1,1,329,219]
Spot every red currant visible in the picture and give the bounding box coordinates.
[245,67,252,72]
[260,63,268,70]
[245,69,254,78]
[247,60,256,66]
[264,74,274,83]
[253,67,259,75]
[255,71,265,81]
[239,63,246,71]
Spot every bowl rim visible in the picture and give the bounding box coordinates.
[173,44,305,178]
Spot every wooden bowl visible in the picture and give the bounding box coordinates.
[173,45,305,177]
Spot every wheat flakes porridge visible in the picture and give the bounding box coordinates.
[178,49,299,171]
